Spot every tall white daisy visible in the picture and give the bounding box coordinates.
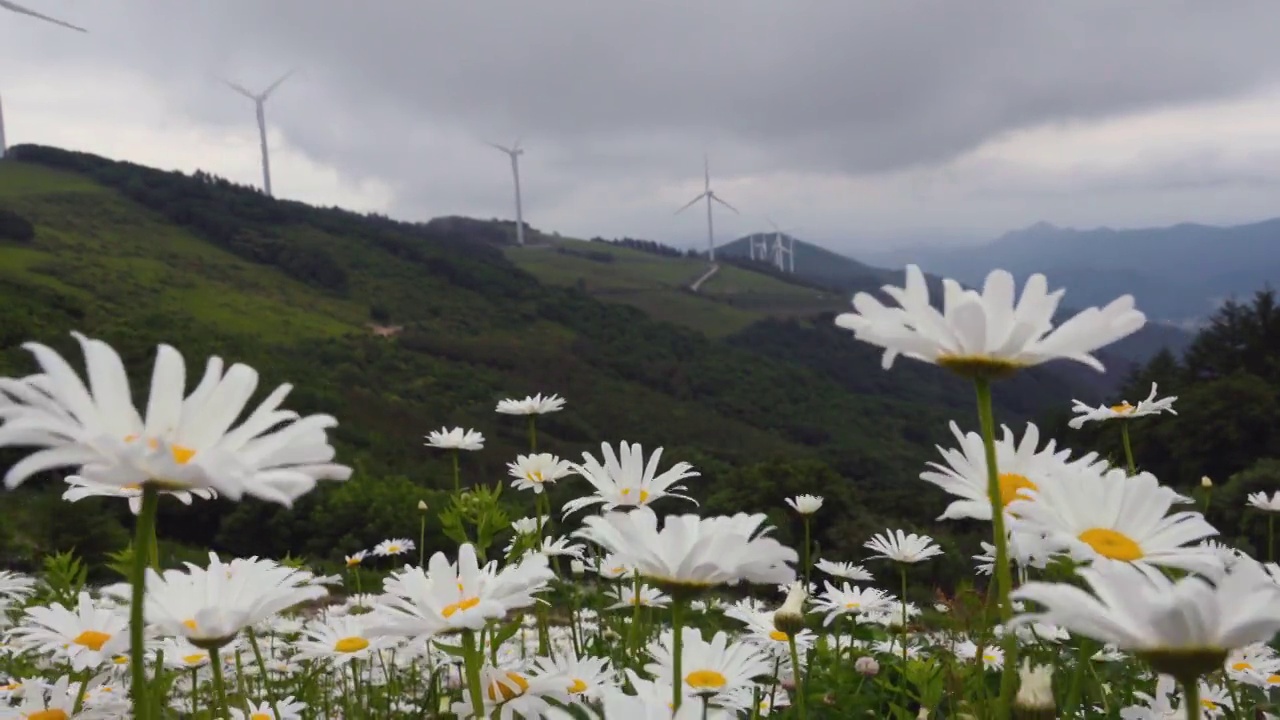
[0,332,351,505]
[864,529,944,564]
[508,453,573,494]
[835,265,1145,376]
[425,426,485,451]
[562,441,699,517]
[1068,383,1177,429]
[496,393,565,416]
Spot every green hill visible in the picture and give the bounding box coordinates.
[0,145,1126,582]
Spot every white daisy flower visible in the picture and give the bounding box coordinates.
[834,264,1146,376]
[645,628,771,711]
[785,494,823,515]
[0,571,36,604]
[425,426,485,451]
[62,474,217,515]
[864,529,944,564]
[562,442,699,516]
[8,593,129,671]
[954,639,1004,671]
[529,653,619,702]
[373,538,415,557]
[0,332,351,505]
[292,615,391,667]
[1008,468,1222,578]
[230,696,308,720]
[810,581,894,627]
[495,393,565,415]
[1247,491,1280,513]
[450,663,572,720]
[344,550,369,568]
[575,510,798,590]
[604,584,670,610]
[1068,383,1177,429]
[813,559,874,582]
[507,453,573,494]
[1011,559,1280,671]
[921,420,1107,521]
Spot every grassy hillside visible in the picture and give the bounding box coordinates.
[507,238,847,336]
[0,145,1065,585]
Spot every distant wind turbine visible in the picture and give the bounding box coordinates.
[0,0,86,160]
[675,154,738,262]
[766,217,801,273]
[224,69,295,196]
[487,140,526,246]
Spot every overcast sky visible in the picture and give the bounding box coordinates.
[6,1,1280,253]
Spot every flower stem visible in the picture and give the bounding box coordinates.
[419,514,426,568]
[899,564,909,669]
[527,416,538,453]
[1180,678,1200,720]
[802,517,812,587]
[210,646,229,719]
[461,629,486,719]
[787,633,807,720]
[247,627,283,720]
[451,448,461,492]
[1120,422,1136,475]
[671,599,685,712]
[130,484,160,720]
[1269,513,1274,563]
[974,376,1017,720]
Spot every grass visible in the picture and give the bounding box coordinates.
[0,164,362,343]
[507,238,848,337]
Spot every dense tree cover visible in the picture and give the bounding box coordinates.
[0,207,34,242]
[1040,288,1280,556]
[590,236,691,258]
[0,146,1130,587]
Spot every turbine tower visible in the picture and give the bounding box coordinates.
[675,154,738,262]
[0,0,86,160]
[766,218,801,273]
[488,140,526,246]
[224,69,295,197]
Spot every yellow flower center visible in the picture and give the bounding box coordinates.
[112,655,129,665]
[1200,699,1218,709]
[1078,528,1144,561]
[123,434,196,464]
[346,556,362,568]
[1110,402,1135,414]
[526,471,545,483]
[487,672,529,702]
[983,653,998,663]
[1232,662,1253,671]
[182,653,207,665]
[610,566,626,575]
[568,678,588,693]
[844,602,860,609]
[334,637,369,653]
[768,630,788,642]
[386,545,400,553]
[1268,674,1280,685]
[251,714,272,720]
[998,473,1038,507]
[619,488,651,503]
[27,711,69,720]
[442,596,481,618]
[685,669,727,690]
[183,619,198,632]
[72,630,111,652]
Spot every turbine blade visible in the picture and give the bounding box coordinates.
[487,141,514,155]
[261,68,297,99]
[223,80,257,100]
[710,194,739,214]
[0,0,86,31]
[765,216,781,233]
[675,193,707,215]
[703,153,710,189]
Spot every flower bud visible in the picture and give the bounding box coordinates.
[1012,660,1055,720]
[570,560,585,576]
[854,656,879,677]
[1200,475,1213,488]
[772,581,807,636]
[417,500,428,511]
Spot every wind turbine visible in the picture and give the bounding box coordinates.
[224,69,295,197]
[0,0,86,160]
[766,217,801,273]
[675,154,738,262]
[487,140,526,246]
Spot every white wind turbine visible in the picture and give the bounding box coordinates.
[224,69,295,197]
[766,217,801,273]
[675,154,738,262]
[487,139,526,246]
[0,0,86,160]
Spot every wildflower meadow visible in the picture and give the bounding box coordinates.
[1,265,1278,719]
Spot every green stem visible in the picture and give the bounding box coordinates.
[1180,678,1199,720]
[149,518,161,571]
[1120,421,1136,475]
[1269,514,1274,564]
[627,574,642,653]
[974,377,1017,720]
[527,416,538,453]
[247,628,283,720]
[452,449,461,492]
[419,514,427,568]
[210,646,229,719]
[899,564,909,670]
[1062,639,1092,715]
[130,485,160,720]
[787,633,807,720]
[672,599,685,712]
[72,670,90,712]
[461,629,486,719]
[802,517,812,588]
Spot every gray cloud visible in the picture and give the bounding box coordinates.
[6,0,1280,248]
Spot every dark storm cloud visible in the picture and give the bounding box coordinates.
[8,0,1280,240]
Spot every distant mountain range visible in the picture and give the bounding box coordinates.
[719,233,1196,369]
[859,219,1280,328]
